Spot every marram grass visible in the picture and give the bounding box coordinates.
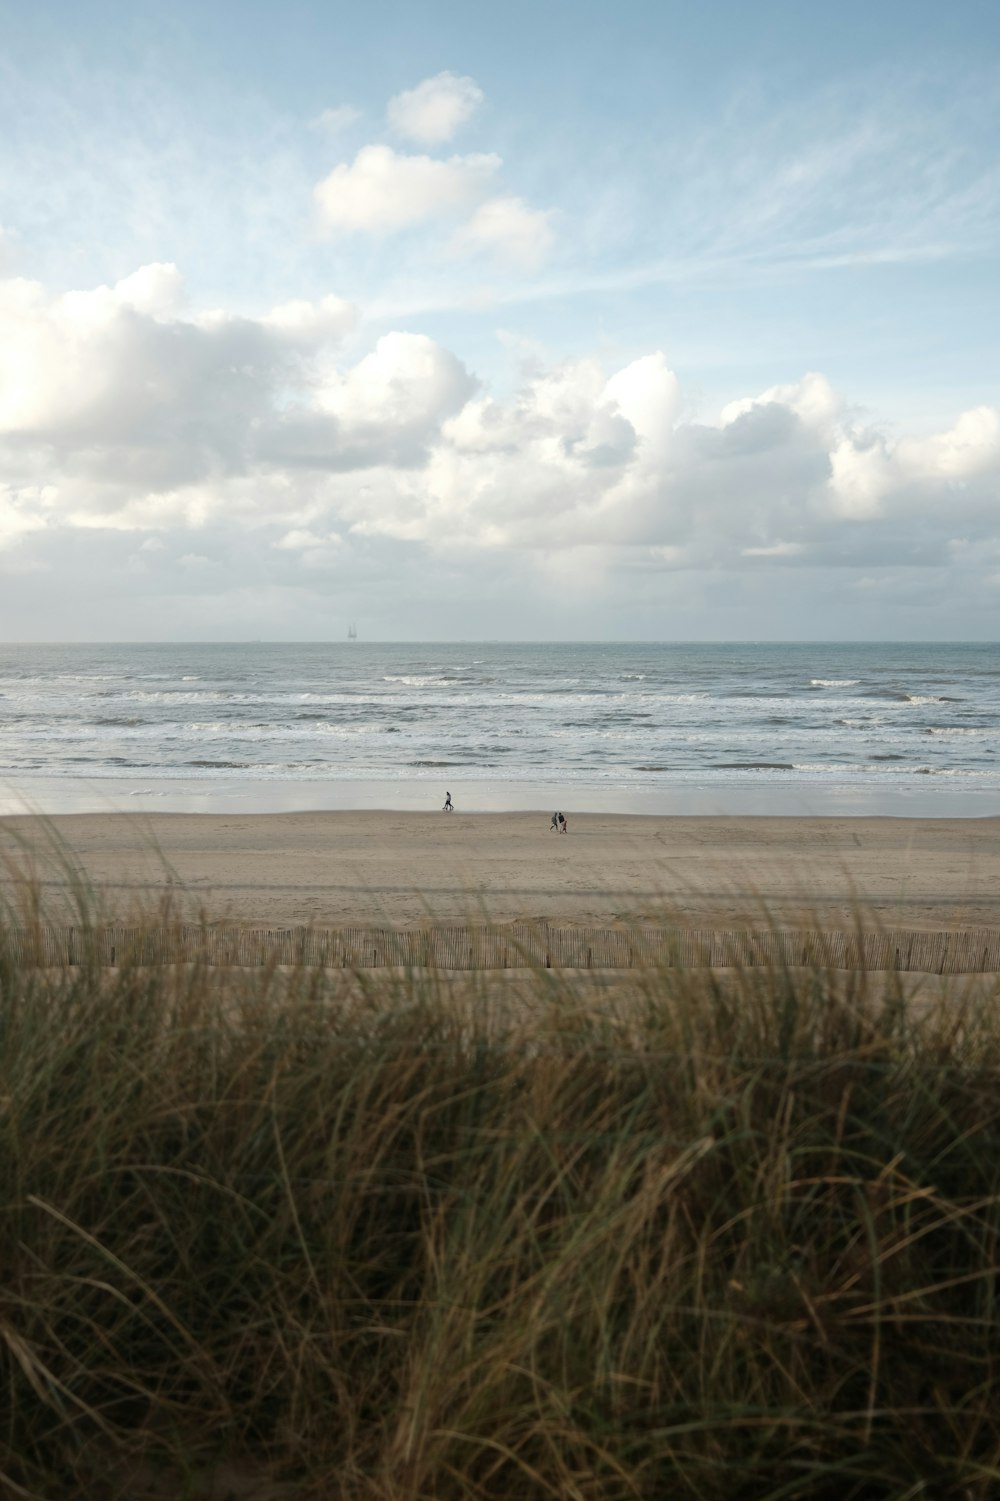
[1,865,1000,1496]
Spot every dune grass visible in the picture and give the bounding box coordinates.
[1,851,1000,1497]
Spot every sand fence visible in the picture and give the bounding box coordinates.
[3,922,1000,972]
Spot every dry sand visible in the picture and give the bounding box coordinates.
[1,810,998,931]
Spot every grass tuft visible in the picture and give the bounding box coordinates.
[1,859,999,1497]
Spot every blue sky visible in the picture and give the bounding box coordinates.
[1,0,999,638]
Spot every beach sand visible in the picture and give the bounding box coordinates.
[1,811,998,931]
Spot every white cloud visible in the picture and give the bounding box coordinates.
[898,405,1000,482]
[275,527,342,551]
[0,483,50,549]
[829,405,1000,516]
[387,72,483,146]
[370,355,663,549]
[311,82,556,269]
[348,358,1000,571]
[111,262,186,317]
[269,331,477,470]
[4,263,1000,610]
[313,144,499,235]
[454,196,555,271]
[0,268,357,489]
[262,294,357,345]
[319,332,474,431]
[605,353,679,461]
[827,435,895,518]
[312,104,360,133]
[299,543,347,571]
[720,371,841,437]
[743,541,806,557]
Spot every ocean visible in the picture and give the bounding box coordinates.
[0,641,997,817]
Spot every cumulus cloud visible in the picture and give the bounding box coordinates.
[387,72,483,145]
[453,195,555,270]
[0,267,356,501]
[348,358,1000,575]
[262,294,357,345]
[319,332,474,433]
[111,262,187,317]
[4,263,1000,607]
[828,405,1000,518]
[313,144,499,236]
[311,77,558,266]
[267,331,477,470]
[720,371,841,440]
[357,354,679,550]
[605,353,679,461]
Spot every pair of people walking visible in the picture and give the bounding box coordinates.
[442,793,567,830]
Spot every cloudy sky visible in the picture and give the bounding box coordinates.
[1,0,999,640]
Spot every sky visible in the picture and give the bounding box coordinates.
[1,0,999,640]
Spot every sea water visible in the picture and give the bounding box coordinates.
[0,641,997,816]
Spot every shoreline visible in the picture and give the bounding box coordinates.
[2,772,999,820]
[2,809,998,932]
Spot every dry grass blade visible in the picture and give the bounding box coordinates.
[2,855,1000,1496]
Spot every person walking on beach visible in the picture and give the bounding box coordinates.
[558,812,568,833]
[443,791,453,812]
[550,811,567,832]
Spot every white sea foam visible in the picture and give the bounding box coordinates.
[382,675,449,687]
[1,642,997,804]
[133,689,235,703]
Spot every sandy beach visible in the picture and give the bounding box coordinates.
[1,810,997,931]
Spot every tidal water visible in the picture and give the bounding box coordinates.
[0,641,997,815]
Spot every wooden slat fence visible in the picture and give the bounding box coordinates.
[3,924,1000,973]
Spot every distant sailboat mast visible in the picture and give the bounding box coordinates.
[347,623,357,641]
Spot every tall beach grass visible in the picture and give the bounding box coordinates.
[1,846,999,1497]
